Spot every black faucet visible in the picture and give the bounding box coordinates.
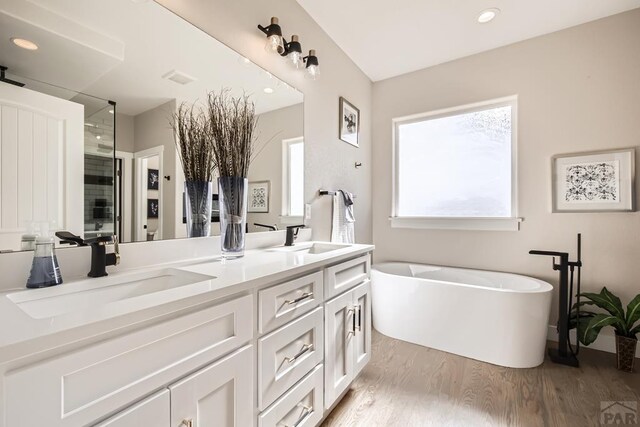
[529,234,583,367]
[284,225,305,246]
[55,231,120,278]
[254,223,278,231]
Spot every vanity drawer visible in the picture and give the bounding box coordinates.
[259,271,323,334]
[4,294,253,427]
[93,389,170,427]
[324,254,371,299]
[258,307,324,411]
[259,364,324,427]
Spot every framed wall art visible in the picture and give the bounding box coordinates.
[339,96,360,147]
[552,148,635,212]
[248,181,270,213]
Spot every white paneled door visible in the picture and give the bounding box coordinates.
[169,345,254,427]
[0,82,84,249]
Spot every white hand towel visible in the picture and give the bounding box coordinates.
[331,191,355,243]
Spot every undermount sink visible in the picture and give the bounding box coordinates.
[7,268,216,319]
[268,242,352,255]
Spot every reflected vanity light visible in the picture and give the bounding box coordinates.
[11,38,38,50]
[258,17,319,78]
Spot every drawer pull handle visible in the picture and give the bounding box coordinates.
[348,307,356,335]
[285,343,314,364]
[285,292,313,305]
[357,304,362,331]
[181,419,193,427]
[285,404,313,427]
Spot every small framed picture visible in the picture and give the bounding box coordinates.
[147,169,159,190]
[552,148,635,212]
[339,97,359,147]
[248,181,270,213]
[147,198,159,218]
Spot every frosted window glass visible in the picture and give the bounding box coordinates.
[289,141,304,216]
[397,105,513,217]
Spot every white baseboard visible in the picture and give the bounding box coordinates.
[547,325,640,358]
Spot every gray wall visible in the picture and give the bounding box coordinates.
[248,103,304,231]
[372,10,640,323]
[157,0,373,243]
[133,100,178,240]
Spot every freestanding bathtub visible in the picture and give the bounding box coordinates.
[371,263,553,368]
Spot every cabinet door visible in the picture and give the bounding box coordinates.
[324,290,355,409]
[170,345,253,427]
[93,390,169,427]
[353,280,372,377]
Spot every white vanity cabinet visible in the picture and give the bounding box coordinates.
[1,249,374,427]
[324,280,372,409]
[4,295,253,427]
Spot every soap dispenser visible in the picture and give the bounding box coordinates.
[26,223,63,288]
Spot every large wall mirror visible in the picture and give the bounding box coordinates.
[0,0,304,252]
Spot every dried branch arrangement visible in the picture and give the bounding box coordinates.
[173,103,216,182]
[206,89,258,178]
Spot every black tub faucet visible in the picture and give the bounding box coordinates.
[55,231,120,278]
[285,225,305,246]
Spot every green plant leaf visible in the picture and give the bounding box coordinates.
[579,287,625,319]
[625,294,640,331]
[630,324,640,337]
[578,314,621,346]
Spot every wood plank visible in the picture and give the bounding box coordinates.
[323,330,640,427]
[1,105,18,229]
[17,109,33,225]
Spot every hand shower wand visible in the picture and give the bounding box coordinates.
[529,233,582,367]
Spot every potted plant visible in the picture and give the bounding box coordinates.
[173,104,216,238]
[571,287,640,372]
[207,90,257,258]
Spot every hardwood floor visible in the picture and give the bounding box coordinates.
[322,330,640,427]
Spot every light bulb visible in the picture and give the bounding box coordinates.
[265,35,284,54]
[305,64,320,80]
[287,51,302,68]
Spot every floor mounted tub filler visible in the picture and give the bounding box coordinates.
[371,263,553,368]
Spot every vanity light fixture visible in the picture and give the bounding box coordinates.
[258,17,320,76]
[477,8,500,24]
[258,17,285,54]
[303,50,320,80]
[11,37,38,50]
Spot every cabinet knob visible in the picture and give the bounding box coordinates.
[181,419,193,427]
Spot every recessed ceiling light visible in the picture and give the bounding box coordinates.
[263,87,274,94]
[96,135,102,140]
[477,8,500,24]
[11,38,38,50]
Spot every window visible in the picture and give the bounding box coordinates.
[392,97,519,231]
[282,137,304,220]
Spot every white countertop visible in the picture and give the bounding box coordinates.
[0,242,373,364]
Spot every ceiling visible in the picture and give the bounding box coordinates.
[296,0,640,81]
[1,0,303,116]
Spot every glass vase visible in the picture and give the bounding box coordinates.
[184,181,213,238]
[218,176,248,258]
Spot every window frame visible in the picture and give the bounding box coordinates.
[281,136,304,223]
[391,96,521,231]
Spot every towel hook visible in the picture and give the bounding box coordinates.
[355,162,362,169]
